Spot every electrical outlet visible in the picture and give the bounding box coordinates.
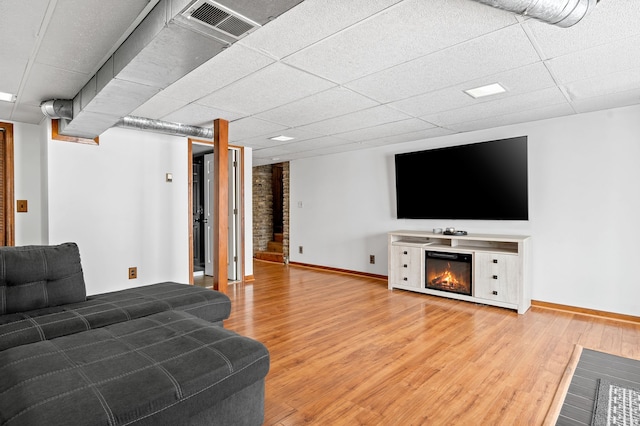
[370,255,375,264]
[298,246,303,254]
[17,200,28,213]
[128,267,137,279]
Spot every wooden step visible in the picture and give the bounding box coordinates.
[273,233,284,243]
[267,241,283,252]
[254,251,284,263]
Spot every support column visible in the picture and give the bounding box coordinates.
[213,119,228,293]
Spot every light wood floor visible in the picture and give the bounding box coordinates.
[222,260,640,425]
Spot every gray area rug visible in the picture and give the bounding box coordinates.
[592,379,640,426]
[550,346,640,426]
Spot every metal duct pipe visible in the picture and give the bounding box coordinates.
[115,116,213,139]
[40,99,73,120]
[471,0,598,27]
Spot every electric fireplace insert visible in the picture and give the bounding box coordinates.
[425,251,472,296]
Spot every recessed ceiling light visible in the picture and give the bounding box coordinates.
[269,135,294,142]
[0,92,17,103]
[464,83,506,99]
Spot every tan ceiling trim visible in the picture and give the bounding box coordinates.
[51,119,99,145]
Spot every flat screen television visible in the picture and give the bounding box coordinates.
[394,136,528,220]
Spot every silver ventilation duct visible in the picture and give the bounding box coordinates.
[115,116,213,139]
[471,0,598,27]
[41,100,73,120]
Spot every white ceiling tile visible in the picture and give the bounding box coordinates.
[36,0,152,74]
[254,87,378,127]
[525,0,640,59]
[239,0,403,59]
[130,95,188,119]
[0,59,29,95]
[360,127,456,147]
[275,135,355,152]
[9,103,45,124]
[446,103,575,133]
[424,87,568,127]
[389,62,556,117]
[346,25,541,103]
[0,103,14,120]
[20,63,91,105]
[297,105,413,135]
[269,142,364,161]
[229,117,288,142]
[160,103,244,127]
[159,44,275,103]
[235,128,326,149]
[335,118,435,142]
[282,0,517,84]
[252,158,272,166]
[196,62,336,115]
[571,88,640,114]
[252,135,356,158]
[564,68,640,101]
[252,145,300,158]
[0,0,48,59]
[546,35,640,85]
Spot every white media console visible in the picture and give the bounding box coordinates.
[388,230,531,314]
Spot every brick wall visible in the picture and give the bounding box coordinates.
[282,162,290,261]
[252,162,290,259]
[252,165,273,254]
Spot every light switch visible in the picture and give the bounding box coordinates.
[166,173,173,182]
[17,200,28,213]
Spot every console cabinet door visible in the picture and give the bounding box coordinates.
[390,245,422,288]
[474,252,519,304]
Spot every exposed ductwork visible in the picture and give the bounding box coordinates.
[115,115,213,139]
[42,105,215,139]
[471,0,599,27]
[40,100,73,120]
[47,0,303,140]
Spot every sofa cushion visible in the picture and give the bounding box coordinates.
[0,243,86,315]
[0,310,269,425]
[0,282,231,352]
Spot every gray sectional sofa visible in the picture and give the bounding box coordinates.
[0,243,269,425]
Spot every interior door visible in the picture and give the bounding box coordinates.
[204,153,214,276]
[227,150,238,280]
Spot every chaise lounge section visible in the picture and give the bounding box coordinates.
[0,243,269,425]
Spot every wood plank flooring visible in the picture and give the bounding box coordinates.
[223,260,640,425]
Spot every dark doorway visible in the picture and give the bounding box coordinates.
[192,154,207,274]
[272,164,284,235]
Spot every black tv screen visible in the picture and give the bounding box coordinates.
[394,136,528,220]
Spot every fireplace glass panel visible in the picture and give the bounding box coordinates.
[425,251,472,296]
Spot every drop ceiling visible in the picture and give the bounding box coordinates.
[1,0,640,166]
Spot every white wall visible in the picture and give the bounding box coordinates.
[12,121,46,245]
[289,105,640,317]
[47,126,190,295]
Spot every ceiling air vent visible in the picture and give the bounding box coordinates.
[183,0,260,39]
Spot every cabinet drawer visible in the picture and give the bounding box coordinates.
[390,245,422,288]
[473,253,518,304]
